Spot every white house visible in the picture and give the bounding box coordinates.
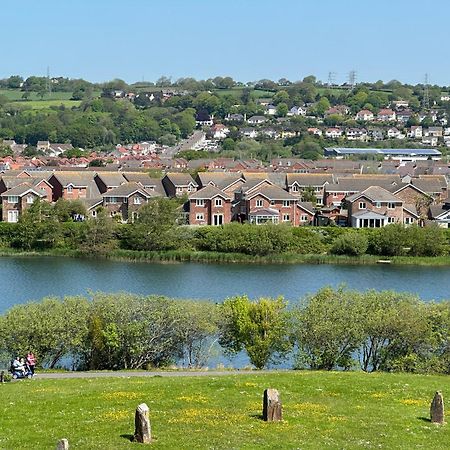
[355,109,374,121]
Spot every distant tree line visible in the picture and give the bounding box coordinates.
[1,288,450,374]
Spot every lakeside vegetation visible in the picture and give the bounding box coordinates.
[1,198,450,266]
[2,288,450,374]
[2,372,450,449]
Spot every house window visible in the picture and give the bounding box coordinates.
[256,199,264,208]
[134,197,142,205]
[176,187,182,193]
[387,217,395,223]
[106,197,117,204]
[91,210,97,218]
[196,213,204,221]
[283,200,290,207]
[67,185,73,193]
[214,198,223,207]
[316,198,323,206]
[187,184,193,192]
[26,195,34,204]
[359,202,366,209]
[282,214,290,222]
[292,185,299,192]
[270,200,275,205]
[388,202,395,209]
[8,196,19,204]
[405,217,414,224]
[332,193,338,198]
[300,215,309,222]
[375,202,381,208]
[196,199,205,207]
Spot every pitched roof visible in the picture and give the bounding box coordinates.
[1,182,46,197]
[347,186,401,203]
[286,173,334,186]
[247,185,296,201]
[189,185,231,200]
[197,172,243,190]
[95,172,127,187]
[164,173,198,187]
[411,178,444,194]
[102,182,154,198]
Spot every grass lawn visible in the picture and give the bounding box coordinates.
[15,99,82,109]
[1,371,450,449]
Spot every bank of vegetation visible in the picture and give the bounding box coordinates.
[2,288,450,375]
[0,198,450,265]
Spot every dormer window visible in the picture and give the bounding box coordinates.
[292,185,299,192]
[215,198,223,207]
[26,195,34,204]
[134,197,142,205]
[67,185,73,193]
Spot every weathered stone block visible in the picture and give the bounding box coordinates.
[56,438,69,450]
[134,403,152,443]
[263,388,282,422]
[430,391,445,424]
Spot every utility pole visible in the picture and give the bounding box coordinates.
[327,71,336,89]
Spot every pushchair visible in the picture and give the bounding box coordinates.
[10,361,33,379]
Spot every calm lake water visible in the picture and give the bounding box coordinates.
[1,256,450,312]
[2,256,450,368]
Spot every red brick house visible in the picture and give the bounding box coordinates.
[1,183,48,222]
[286,173,334,206]
[101,182,155,222]
[346,186,419,227]
[188,185,232,225]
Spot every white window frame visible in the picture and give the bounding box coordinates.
[291,185,299,192]
[282,200,290,207]
[196,199,205,207]
[8,196,19,204]
[387,217,395,223]
[67,185,73,193]
[388,202,395,209]
[282,214,290,222]
[300,214,309,222]
[256,199,264,208]
[26,195,34,204]
[359,201,366,209]
[196,213,204,221]
[214,198,223,207]
[375,202,381,208]
[134,196,142,205]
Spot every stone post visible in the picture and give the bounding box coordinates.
[134,403,152,443]
[56,438,69,450]
[262,388,282,422]
[430,391,445,424]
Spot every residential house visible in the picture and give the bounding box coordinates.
[195,111,213,127]
[422,136,438,146]
[162,173,198,197]
[94,172,127,193]
[48,172,101,202]
[209,124,230,139]
[241,128,258,139]
[264,104,277,116]
[325,128,343,139]
[346,128,368,141]
[377,108,396,122]
[396,110,413,124]
[408,126,423,139]
[286,173,334,206]
[355,109,374,121]
[325,105,349,116]
[425,126,443,137]
[287,106,307,116]
[346,186,418,227]
[247,115,267,125]
[188,185,232,225]
[1,182,48,222]
[123,173,166,196]
[102,182,155,222]
[307,127,323,136]
[387,127,402,139]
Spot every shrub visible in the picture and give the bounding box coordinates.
[330,232,368,256]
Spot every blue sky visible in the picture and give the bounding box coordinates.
[1,0,449,85]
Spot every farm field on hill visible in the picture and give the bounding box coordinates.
[1,371,450,449]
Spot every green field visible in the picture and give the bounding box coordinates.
[17,99,82,109]
[0,89,75,101]
[1,371,450,449]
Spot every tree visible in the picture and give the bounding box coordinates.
[313,97,331,116]
[273,90,290,105]
[53,199,87,222]
[276,102,288,117]
[219,296,292,369]
[294,287,364,370]
[121,198,181,251]
[292,140,323,160]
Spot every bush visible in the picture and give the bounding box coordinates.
[330,232,368,256]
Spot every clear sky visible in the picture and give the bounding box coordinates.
[2,0,449,85]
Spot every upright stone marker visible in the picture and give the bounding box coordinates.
[56,439,69,450]
[134,403,152,443]
[430,391,445,424]
[263,388,282,422]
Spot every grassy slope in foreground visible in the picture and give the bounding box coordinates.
[1,371,450,449]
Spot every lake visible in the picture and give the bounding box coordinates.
[2,256,450,368]
[1,256,450,313]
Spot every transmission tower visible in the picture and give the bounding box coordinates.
[348,70,357,90]
[327,71,336,88]
[46,66,52,95]
[423,73,430,110]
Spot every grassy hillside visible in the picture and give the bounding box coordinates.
[1,371,450,449]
